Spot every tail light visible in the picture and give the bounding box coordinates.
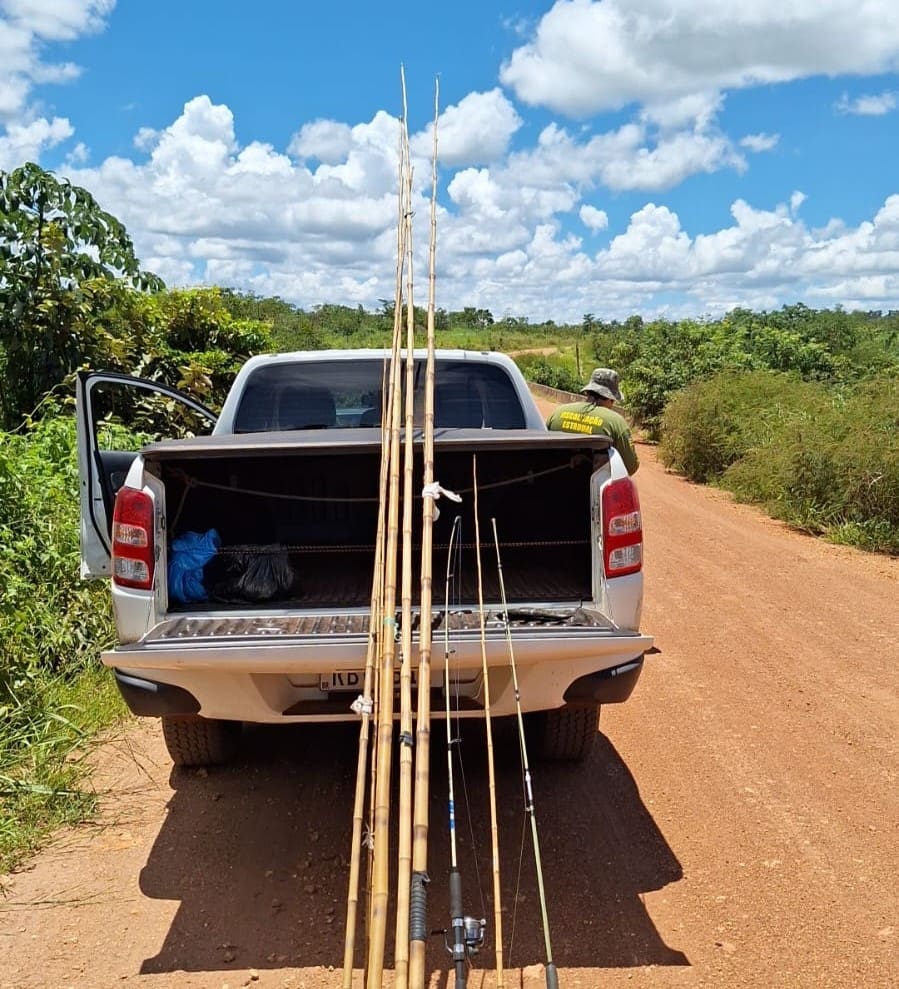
[602,477,643,577]
[112,488,155,590]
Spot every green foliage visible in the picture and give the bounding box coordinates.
[0,412,124,872]
[128,288,273,410]
[0,164,163,429]
[658,370,899,553]
[722,375,899,551]
[658,370,826,483]
[591,304,899,439]
[513,354,582,393]
[0,667,121,874]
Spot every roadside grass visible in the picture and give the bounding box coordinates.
[1,411,125,876]
[0,667,124,875]
[659,371,899,554]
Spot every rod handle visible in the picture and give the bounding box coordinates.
[410,871,429,943]
[545,961,560,989]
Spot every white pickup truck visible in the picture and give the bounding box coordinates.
[77,349,652,766]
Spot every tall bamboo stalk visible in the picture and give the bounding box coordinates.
[473,456,505,988]
[365,85,411,989]
[394,67,417,989]
[366,129,407,963]
[342,324,402,989]
[408,77,440,989]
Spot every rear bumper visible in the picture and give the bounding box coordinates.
[104,611,652,722]
[563,658,643,706]
[113,669,201,716]
[108,651,652,723]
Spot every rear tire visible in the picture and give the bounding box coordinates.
[161,715,241,767]
[528,703,600,761]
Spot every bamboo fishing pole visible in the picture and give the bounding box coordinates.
[491,518,559,989]
[408,76,440,989]
[342,294,403,989]
[365,86,411,989]
[364,123,408,970]
[394,66,417,989]
[472,456,505,988]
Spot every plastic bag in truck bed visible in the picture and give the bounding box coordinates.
[208,544,296,603]
[168,529,221,603]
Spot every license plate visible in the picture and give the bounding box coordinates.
[321,669,416,692]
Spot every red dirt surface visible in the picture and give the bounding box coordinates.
[2,428,896,989]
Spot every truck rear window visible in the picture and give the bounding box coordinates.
[233,359,526,432]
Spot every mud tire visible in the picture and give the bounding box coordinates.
[161,715,241,767]
[529,703,600,761]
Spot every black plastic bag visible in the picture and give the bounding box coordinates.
[210,544,295,602]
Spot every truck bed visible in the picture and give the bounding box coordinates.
[146,428,612,613]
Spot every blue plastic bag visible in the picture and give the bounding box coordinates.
[168,529,221,603]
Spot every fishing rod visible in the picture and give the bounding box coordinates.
[491,517,560,989]
[395,66,417,989]
[342,110,407,989]
[438,515,486,989]
[472,456,505,988]
[365,75,411,988]
[408,77,442,989]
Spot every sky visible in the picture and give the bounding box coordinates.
[3,0,899,323]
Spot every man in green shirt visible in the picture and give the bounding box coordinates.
[545,367,640,475]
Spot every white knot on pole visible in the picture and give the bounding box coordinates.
[351,694,374,716]
[421,481,462,520]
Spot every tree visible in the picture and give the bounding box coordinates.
[0,162,163,428]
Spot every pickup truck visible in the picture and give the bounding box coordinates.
[77,349,652,767]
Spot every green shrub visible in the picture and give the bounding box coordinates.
[0,411,124,872]
[724,376,899,551]
[658,370,826,483]
[514,354,582,393]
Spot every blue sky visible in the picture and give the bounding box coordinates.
[4,0,899,322]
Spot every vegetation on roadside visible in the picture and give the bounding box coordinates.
[1,161,897,871]
[659,371,899,552]
[0,413,124,872]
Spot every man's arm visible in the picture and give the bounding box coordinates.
[617,434,639,475]
[607,413,639,474]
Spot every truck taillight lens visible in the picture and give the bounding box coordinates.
[112,488,155,590]
[602,477,643,577]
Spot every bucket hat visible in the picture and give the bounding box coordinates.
[581,367,622,402]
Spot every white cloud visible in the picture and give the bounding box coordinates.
[641,92,724,131]
[289,119,354,163]
[740,133,780,152]
[65,96,404,302]
[0,0,114,122]
[1,0,115,41]
[411,89,522,167]
[600,204,692,280]
[835,90,898,115]
[790,191,807,213]
[0,114,73,170]
[64,140,88,165]
[501,0,899,117]
[3,1,898,326]
[134,127,160,152]
[580,204,608,231]
[50,92,899,323]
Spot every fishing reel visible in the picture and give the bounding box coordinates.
[461,916,487,955]
[433,915,486,958]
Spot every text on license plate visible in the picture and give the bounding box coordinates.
[321,670,417,692]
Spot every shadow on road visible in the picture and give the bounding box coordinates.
[138,721,687,974]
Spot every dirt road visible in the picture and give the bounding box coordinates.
[2,440,897,989]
